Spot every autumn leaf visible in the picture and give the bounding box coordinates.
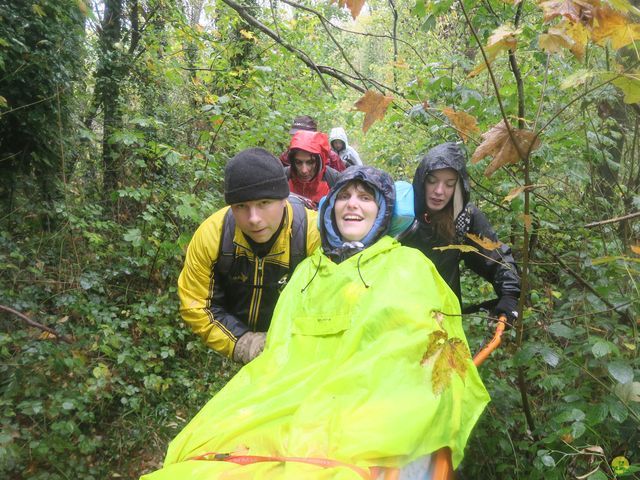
[631,245,640,255]
[354,90,394,134]
[332,0,366,19]
[471,120,541,177]
[522,213,533,232]
[421,330,470,395]
[466,233,503,250]
[432,310,445,328]
[591,7,640,49]
[433,244,479,253]
[469,25,522,77]
[539,21,589,59]
[602,72,640,104]
[442,107,480,143]
[502,184,546,203]
[239,29,256,40]
[538,0,594,24]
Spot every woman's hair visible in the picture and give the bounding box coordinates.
[337,180,376,199]
[428,202,455,243]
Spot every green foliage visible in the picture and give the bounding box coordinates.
[1,0,639,478]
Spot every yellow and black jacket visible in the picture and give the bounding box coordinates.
[178,200,320,358]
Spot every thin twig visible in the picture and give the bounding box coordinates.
[0,305,73,344]
[584,211,640,228]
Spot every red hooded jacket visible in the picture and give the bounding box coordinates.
[287,131,334,205]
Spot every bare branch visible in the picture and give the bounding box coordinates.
[0,305,73,344]
[584,211,640,228]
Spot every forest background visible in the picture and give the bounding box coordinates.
[1,0,639,478]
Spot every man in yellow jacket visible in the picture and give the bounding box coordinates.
[178,148,320,364]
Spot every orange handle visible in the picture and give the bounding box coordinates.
[472,315,507,367]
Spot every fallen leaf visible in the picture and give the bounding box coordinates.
[471,120,541,177]
[421,330,470,395]
[631,245,640,255]
[591,7,640,49]
[354,90,394,134]
[332,0,366,19]
[469,25,522,77]
[442,107,480,143]
[431,310,445,328]
[466,233,503,250]
[38,331,57,340]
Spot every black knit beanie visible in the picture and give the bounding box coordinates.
[224,148,289,204]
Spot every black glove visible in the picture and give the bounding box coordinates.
[493,295,519,324]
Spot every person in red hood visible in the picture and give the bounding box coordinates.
[280,115,346,172]
[286,130,340,209]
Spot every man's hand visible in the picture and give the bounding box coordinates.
[232,332,267,364]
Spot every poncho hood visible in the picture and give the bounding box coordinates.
[319,166,395,259]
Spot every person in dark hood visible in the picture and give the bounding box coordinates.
[280,115,346,172]
[286,130,340,209]
[401,142,521,324]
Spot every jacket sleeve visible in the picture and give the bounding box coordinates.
[177,210,246,358]
[461,205,521,299]
[348,147,363,166]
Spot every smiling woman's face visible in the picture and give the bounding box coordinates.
[334,182,379,242]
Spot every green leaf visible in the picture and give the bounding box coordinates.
[123,228,142,247]
[571,421,586,438]
[541,454,556,467]
[540,346,560,367]
[592,341,611,358]
[0,95,7,108]
[614,381,640,403]
[560,69,596,89]
[607,361,634,384]
[548,322,575,339]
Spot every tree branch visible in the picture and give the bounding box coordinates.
[584,211,640,228]
[0,305,73,343]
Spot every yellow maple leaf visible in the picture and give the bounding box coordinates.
[539,21,589,59]
[332,0,366,19]
[466,233,503,250]
[354,90,394,134]
[591,7,640,49]
[239,29,256,40]
[469,25,522,77]
[442,107,480,143]
[471,120,541,177]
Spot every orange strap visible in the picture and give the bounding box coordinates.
[188,452,377,480]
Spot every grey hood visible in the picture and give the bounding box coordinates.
[329,127,349,151]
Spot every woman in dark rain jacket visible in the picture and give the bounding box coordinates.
[401,142,521,322]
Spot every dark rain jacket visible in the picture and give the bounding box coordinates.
[401,143,521,302]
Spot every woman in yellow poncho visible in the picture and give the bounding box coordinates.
[142,166,490,480]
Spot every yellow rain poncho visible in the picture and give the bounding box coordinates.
[142,236,489,479]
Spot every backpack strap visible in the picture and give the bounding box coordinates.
[215,209,236,277]
[287,195,308,272]
[216,200,307,276]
